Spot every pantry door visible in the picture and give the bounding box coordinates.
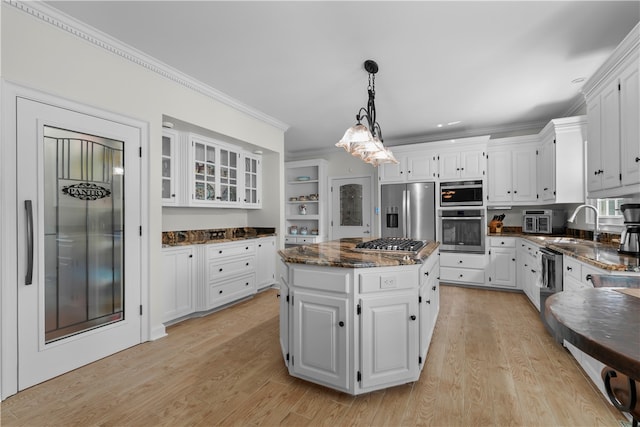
[330,176,372,239]
[16,97,142,390]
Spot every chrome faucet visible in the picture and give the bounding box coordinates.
[568,204,599,242]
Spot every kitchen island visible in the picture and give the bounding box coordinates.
[278,238,440,395]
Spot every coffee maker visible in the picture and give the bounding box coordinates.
[619,204,640,256]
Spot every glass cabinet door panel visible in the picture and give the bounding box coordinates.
[340,184,363,226]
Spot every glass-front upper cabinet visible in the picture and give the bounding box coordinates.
[161,129,180,206]
[219,148,239,203]
[243,153,262,208]
[188,133,246,207]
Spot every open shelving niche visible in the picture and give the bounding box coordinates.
[284,159,328,246]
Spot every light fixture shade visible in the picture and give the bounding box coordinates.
[336,124,373,152]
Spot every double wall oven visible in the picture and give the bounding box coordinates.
[438,209,485,253]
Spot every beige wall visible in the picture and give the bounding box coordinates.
[1,4,285,338]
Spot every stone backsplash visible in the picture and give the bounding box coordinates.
[162,227,276,246]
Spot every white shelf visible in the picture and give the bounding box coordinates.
[286,215,320,220]
[285,159,328,242]
[288,180,319,185]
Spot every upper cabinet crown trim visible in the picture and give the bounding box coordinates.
[7,0,290,132]
[582,22,640,97]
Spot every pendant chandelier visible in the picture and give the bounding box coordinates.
[336,60,398,167]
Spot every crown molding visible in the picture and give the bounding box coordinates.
[582,21,639,98]
[5,0,290,132]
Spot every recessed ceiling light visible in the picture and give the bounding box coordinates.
[447,121,461,126]
[571,77,585,84]
[436,123,443,128]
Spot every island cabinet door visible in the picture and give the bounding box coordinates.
[360,291,419,390]
[279,281,289,367]
[291,290,349,392]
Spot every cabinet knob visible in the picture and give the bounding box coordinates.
[543,188,549,191]
[432,286,436,291]
[507,190,511,194]
[424,271,429,276]
[458,260,463,264]
[501,241,505,245]
[531,269,536,273]
[246,262,249,266]
[219,250,223,254]
[459,274,464,278]
[219,290,223,294]
[339,321,345,327]
[219,268,223,272]
[245,282,249,286]
[426,300,431,305]
[566,266,573,271]
[512,258,516,262]
[635,157,640,163]
[189,254,193,258]
[586,274,593,283]
[514,190,517,194]
[410,315,417,321]
[245,247,249,250]
[171,194,176,197]
[259,244,262,247]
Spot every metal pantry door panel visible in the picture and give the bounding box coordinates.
[16,97,142,391]
[406,182,435,241]
[381,184,406,238]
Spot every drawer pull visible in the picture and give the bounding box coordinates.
[219,290,223,294]
[245,282,249,286]
[426,300,431,304]
[246,262,249,266]
[458,260,463,264]
[245,247,249,250]
[339,321,344,327]
[219,268,223,272]
[501,241,505,245]
[432,286,436,291]
[459,274,464,278]
[566,266,573,271]
[586,274,593,283]
[219,250,223,254]
[424,271,429,276]
[410,315,417,321]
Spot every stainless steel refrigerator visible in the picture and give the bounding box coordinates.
[381,182,436,240]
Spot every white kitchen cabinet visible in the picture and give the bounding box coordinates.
[439,252,487,285]
[487,237,517,288]
[188,133,243,206]
[201,240,256,311]
[562,255,607,293]
[256,236,276,290]
[517,239,542,310]
[438,148,485,180]
[278,259,290,366]
[285,159,328,244]
[537,117,587,203]
[162,246,195,323]
[360,291,419,389]
[291,289,349,392]
[584,26,640,198]
[378,150,437,183]
[487,138,537,205]
[242,152,262,208]
[161,129,184,206]
[419,254,439,365]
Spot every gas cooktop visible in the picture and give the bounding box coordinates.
[355,238,426,253]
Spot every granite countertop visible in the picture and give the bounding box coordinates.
[488,232,640,273]
[162,227,276,247]
[545,287,640,381]
[278,238,440,268]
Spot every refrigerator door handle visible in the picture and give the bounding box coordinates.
[402,190,407,237]
[406,191,411,238]
[25,200,34,285]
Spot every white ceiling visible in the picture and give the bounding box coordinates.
[45,1,639,156]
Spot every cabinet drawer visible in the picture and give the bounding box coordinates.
[207,273,256,307]
[359,269,417,293]
[209,256,255,281]
[490,237,516,248]
[563,256,582,282]
[440,252,487,269]
[440,267,485,284]
[207,241,255,260]
[292,267,350,293]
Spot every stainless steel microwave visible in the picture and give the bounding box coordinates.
[440,180,483,206]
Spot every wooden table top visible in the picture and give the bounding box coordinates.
[544,287,640,380]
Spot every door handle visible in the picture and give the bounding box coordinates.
[25,200,34,285]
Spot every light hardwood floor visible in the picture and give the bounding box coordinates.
[1,285,626,426]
